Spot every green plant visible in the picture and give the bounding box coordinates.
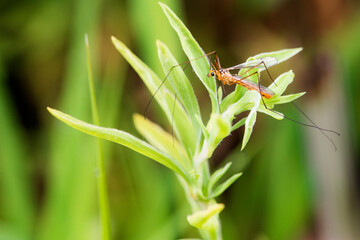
[48,2,304,239]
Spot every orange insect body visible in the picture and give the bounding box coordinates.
[204,53,338,150]
[207,68,275,99]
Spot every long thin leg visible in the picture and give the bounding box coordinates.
[144,51,218,119]
[253,62,339,150]
[234,61,264,79]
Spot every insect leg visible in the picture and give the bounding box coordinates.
[145,51,218,119]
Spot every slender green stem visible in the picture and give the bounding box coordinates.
[184,157,222,239]
[185,186,222,239]
[85,34,112,240]
[199,162,222,240]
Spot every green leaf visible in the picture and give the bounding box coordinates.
[111,37,165,97]
[111,36,196,155]
[224,90,260,119]
[195,114,209,139]
[159,2,218,112]
[206,113,232,154]
[220,86,247,112]
[258,107,284,120]
[157,40,202,138]
[133,113,192,170]
[187,203,224,229]
[252,47,303,66]
[208,162,232,195]
[217,86,223,102]
[231,117,247,132]
[210,173,242,198]
[163,90,197,155]
[242,109,257,150]
[241,91,261,150]
[47,107,188,180]
[193,113,232,168]
[268,70,295,96]
[268,92,306,106]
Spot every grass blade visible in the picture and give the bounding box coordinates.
[47,107,188,180]
[85,35,112,240]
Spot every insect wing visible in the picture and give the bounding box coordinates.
[226,57,278,71]
[239,78,275,98]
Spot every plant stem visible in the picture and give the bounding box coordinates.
[181,159,222,240]
[85,35,112,240]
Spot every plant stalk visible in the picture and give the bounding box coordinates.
[85,35,112,240]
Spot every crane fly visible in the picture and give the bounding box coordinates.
[144,51,276,115]
[206,51,339,150]
[207,52,277,99]
[146,50,339,150]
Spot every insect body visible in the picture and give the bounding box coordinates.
[208,68,275,99]
[205,52,339,150]
[207,52,276,99]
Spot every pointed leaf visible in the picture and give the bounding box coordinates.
[47,107,188,179]
[268,70,295,96]
[210,173,242,198]
[204,113,231,158]
[241,109,257,150]
[195,114,209,139]
[159,2,218,112]
[208,162,232,194]
[112,36,166,98]
[217,86,223,102]
[163,90,197,155]
[194,113,231,168]
[252,48,303,66]
[187,203,224,229]
[224,90,261,118]
[231,117,247,132]
[220,86,247,112]
[258,107,284,120]
[111,37,196,155]
[133,113,191,170]
[241,92,261,150]
[269,92,306,106]
[157,40,202,138]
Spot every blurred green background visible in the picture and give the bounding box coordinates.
[0,0,359,239]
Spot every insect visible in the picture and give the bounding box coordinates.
[205,51,339,150]
[207,51,277,99]
[146,50,339,150]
